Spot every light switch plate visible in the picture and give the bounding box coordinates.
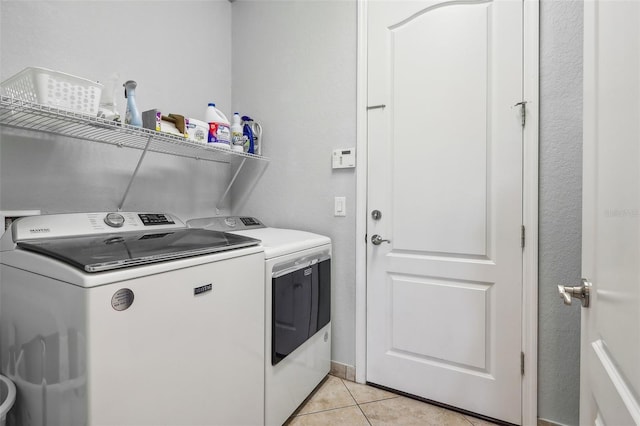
[334,197,346,217]
[332,148,356,169]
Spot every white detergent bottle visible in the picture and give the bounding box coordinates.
[205,103,231,149]
[230,113,244,152]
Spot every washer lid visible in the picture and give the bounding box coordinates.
[229,228,330,259]
[17,228,260,273]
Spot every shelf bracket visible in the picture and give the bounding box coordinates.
[118,135,153,211]
[216,158,247,211]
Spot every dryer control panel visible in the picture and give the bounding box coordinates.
[186,216,265,232]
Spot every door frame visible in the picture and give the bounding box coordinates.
[354,1,540,424]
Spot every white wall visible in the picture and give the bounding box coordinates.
[230,0,358,366]
[0,0,233,219]
[538,1,583,424]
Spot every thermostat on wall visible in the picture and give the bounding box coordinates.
[332,148,356,169]
[0,210,41,231]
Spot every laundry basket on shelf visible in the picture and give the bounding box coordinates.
[0,375,16,426]
[0,67,103,115]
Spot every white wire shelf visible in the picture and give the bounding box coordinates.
[0,96,269,164]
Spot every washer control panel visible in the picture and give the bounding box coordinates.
[104,212,125,228]
[138,213,175,226]
[9,212,185,242]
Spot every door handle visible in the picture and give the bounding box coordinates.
[371,234,391,245]
[558,278,592,308]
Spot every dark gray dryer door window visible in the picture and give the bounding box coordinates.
[272,257,330,365]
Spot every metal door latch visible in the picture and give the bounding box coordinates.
[558,278,591,308]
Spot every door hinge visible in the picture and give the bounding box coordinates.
[514,101,527,127]
[521,225,525,248]
[521,352,525,376]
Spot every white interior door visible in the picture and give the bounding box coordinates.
[580,1,640,424]
[366,0,524,423]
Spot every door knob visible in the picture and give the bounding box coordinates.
[371,234,391,245]
[558,278,591,308]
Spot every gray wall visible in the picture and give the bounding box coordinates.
[0,0,233,219]
[538,1,583,425]
[230,0,358,366]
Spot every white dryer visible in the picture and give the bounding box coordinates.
[187,216,331,426]
[0,212,265,426]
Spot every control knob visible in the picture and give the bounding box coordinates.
[104,212,125,228]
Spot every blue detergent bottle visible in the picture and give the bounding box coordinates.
[123,80,142,127]
[242,115,255,154]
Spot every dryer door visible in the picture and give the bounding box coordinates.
[272,257,330,365]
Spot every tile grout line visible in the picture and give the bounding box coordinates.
[357,395,402,405]
[294,375,495,425]
[339,377,357,402]
[340,377,402,404]
[356,403,373,426]
[460,414,475,426]
[340,378,485,426]
[294,403,360,418]
[339,376,409,425]
[339,378,373,425]
[294,376,359,419]
[337,376,359,407]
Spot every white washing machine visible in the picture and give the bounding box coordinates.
[187,216,331,426]
[0,212,265,426]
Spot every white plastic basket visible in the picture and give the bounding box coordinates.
[0,375,16,426]
[1,67,103,115]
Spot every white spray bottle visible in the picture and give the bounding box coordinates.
[123,80,142,127]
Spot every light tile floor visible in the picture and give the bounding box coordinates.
[286,375,498,426]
